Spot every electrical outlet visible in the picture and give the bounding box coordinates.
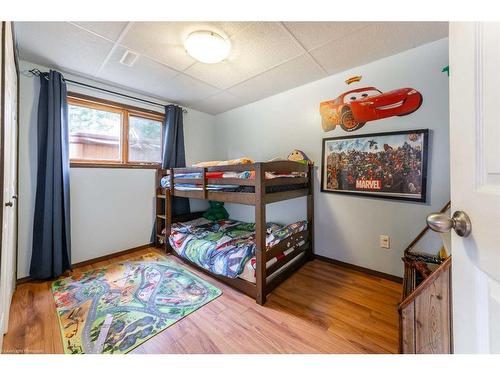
[380,235,390,249]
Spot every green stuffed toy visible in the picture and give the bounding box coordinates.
[203,201,229,221]
[287,149,312,165]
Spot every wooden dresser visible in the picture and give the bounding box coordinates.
[399,256,452,353]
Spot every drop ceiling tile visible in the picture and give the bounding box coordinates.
[207,22,252,37]
[120,22,250,72]
[184,22,305,89]
[97,46,179,99]
[310,22,448,75]
[15,22,114,76]
[161,74,220,103]
[404,21,449,45]
[283,21,370,50]
[228,54,326,103]
[71,22,129,41]
[188,92,247,115]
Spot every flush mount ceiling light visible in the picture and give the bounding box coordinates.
[184,30,231,64]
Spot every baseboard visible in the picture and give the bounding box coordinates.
[15,275,31,285]
[71,243,155,269]
[314,254,403,284]
[16,243,155,285]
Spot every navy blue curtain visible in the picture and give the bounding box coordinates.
[162,105,190,216]
[30,70,71,280]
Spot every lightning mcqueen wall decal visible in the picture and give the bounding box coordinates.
[319,86,423,132]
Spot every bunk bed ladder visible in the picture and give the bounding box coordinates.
[155,168,168,251]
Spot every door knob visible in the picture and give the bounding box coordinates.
[5,201,13,207]
[426,210,472,237]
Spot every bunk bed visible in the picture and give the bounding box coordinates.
[155,161,314,305]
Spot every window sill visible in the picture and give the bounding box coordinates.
[70,162,160,169]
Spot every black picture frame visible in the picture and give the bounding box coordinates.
[321,129,429,202]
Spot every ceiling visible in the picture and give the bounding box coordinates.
[14,21,448,115]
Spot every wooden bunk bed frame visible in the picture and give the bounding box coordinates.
[155,161,314,305]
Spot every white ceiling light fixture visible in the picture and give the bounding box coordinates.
[184,30,231,64]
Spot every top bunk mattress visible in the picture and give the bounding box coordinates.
[160,172,307,193]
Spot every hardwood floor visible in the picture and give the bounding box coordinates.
[2,248,402,354]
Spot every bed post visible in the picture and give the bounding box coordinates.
[307,164,315,260]
[202,167,207,199]
[254,163,267,305]
[164,170,173,253]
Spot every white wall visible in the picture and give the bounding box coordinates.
[17,60,217,278]
[215,39,450,277]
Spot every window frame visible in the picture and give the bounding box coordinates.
[67,93,165,169]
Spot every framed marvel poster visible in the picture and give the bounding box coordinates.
[321,129,429,202]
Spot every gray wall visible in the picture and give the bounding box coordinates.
[215,39,450,277]
[17,61,217,278]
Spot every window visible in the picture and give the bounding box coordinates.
[128,116,162,163]
[68,94,164,168]
[68,103,122,162]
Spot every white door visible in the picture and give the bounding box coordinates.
[449,22,500,353]
[0,21,18,348]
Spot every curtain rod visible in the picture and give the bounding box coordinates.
[27,68,188,113]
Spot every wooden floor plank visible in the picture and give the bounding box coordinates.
[2,247,401,354]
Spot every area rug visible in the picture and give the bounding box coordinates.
[51,253,222,354]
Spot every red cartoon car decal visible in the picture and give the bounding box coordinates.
[320,86,423,132]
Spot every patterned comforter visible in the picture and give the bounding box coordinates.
[168,218,307,278]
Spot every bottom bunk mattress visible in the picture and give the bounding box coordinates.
[167,218,308,283]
